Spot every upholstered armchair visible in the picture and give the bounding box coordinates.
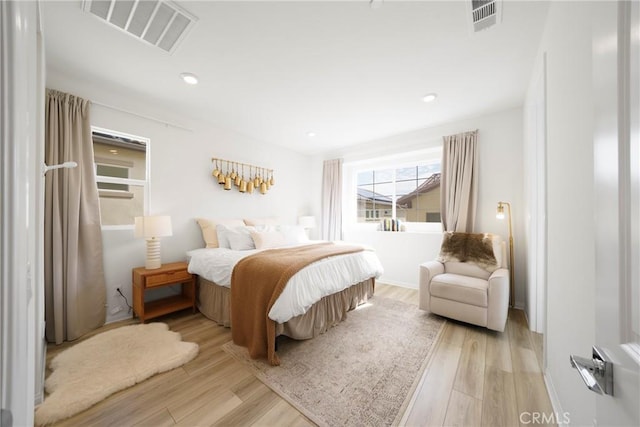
[419,232,509,332]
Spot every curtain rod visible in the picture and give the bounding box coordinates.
[91,101,193,132]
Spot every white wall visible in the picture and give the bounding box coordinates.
[524,2,597,425]
[344,230,443,288]
[318,107,525,299]
[47,70,316,323]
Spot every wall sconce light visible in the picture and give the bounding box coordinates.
[134,215,173,270]
[496,201,515,307]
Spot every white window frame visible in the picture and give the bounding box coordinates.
[96,163,133,197]
[92,126,150,230]
[343,147,442,233]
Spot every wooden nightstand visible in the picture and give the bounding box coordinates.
[132,261,196,323]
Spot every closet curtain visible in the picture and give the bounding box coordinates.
[440,130,479,232]
[321,158,343,241]
[44,89,106,344]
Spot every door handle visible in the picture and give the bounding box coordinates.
[569,346,613,396]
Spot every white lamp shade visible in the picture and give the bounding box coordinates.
[134,215,173,238]
[298,216,317,229]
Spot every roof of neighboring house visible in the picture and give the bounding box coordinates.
[396,173,441,205]
[357,188,393,205]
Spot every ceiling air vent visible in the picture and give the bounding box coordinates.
[82,0,197,54]
[468,0,502,33]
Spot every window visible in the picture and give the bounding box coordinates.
[426,212,442,223]
[357,169,393,222]
[92,127,149,227]
[356,161,441,224]
[96,164,130,192]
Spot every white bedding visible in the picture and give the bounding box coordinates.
[187,243,383,323]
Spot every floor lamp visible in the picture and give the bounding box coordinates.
[496,201,515,307]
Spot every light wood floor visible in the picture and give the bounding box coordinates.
[42,284,554,427]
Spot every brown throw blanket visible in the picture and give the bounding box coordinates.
[230,242,364,366]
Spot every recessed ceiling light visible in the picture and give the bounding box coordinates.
[307,132,316,138]
[180,72,198,85]
[109,149,118,154]
[422,93,438,103]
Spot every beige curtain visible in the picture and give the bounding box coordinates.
[44,89,106,344]
[321,159,343,241]
[440,130,479,232]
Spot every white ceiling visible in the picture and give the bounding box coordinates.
[42,1,549,155]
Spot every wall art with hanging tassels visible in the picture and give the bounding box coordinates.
[211,157,274,195]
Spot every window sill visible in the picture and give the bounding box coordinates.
[373,230,443,234]
[101,225,135,231]
[99,189,134,199]
[347,222,443,234]
[349,230,443,235]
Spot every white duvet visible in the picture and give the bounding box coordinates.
[187,243,383,323]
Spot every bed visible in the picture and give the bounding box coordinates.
[187,222,383,364]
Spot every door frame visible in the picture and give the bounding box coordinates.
[524,52,548,338]
[0,1,40,425]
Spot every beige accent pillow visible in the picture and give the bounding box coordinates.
[490,234,504,268]
[250,230,287,250]
[243,217,280,227]
[196,218,245,248]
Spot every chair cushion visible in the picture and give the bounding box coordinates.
[430,273,488,307]
[444,262,491,280]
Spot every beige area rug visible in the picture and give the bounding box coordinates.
[35,322,198,425]
[223,296,446,427]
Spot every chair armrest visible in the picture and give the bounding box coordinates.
[487,268,509,332]
[419,261,444,312]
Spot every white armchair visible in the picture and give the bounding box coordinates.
[419,232,509,332]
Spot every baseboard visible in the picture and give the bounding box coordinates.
[105,312,133,325]
[544,371,569,426]
[376,279,418,289]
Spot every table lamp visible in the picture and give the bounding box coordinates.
[298,216,317,238]
[134,215,172,269]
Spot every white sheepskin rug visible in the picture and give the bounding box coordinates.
[35,322,198,425]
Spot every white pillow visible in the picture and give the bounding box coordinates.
[215,224,233,249]
[243,217,280,227]
[196,218,244,248]
[253,224,275,232]
[223,226,256,251]
[277,225,309,245]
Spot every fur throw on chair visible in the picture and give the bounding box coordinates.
[437,232,498,271]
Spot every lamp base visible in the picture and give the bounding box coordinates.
[145,238,162,270]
